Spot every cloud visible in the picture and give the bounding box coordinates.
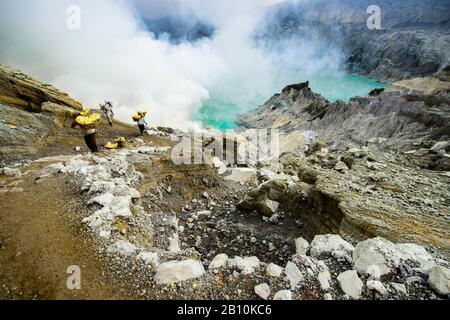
[0,0,342,128]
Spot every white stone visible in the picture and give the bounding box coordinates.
[168,234,181,253]
[224,168,257,184]
[390,283,407,295]
[318,271,332,291]
[2,167,22,178]
[266,263,283,277]
[396,243,436,274]
[430,141,449,152]
[227,256,260,275]
[212,157,227,175]
[295,237,309,255]
[254,283,270,300]
[193,210,212,220]
[310,234,354,263]
[137,252,160,267]
[367,280,388,295]
[353,237,436,277]
[261,198,279,215]
[40,163,64,176]
[337,270,363,300]
[107,240,138,257]
[353,237,401,276]
[428,265,450,295]
[273,290,292,300]
[285,261,304,290]
[209,254,228,270]
[99,229,111,239]
[268,243,276,252]
[366,265,382,281]
[154,260,205,284]
[334,161,349,173]
[323,293,333,300]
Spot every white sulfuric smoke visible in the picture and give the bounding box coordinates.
[0,0,342,128]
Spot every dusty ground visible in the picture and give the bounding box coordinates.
[0,118,172,300]
[0,165,122,299]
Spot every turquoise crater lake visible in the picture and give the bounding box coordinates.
[194,74,389,130]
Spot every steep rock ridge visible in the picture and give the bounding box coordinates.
[237,69,450,170]
[260,0,450,81]
[0,64,82,111]
[344,29,450,82]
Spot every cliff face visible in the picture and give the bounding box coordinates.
[0,64,82,111]
[238,68,450,170]
[260,0,450,81]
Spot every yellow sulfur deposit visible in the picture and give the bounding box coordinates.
[104,142,119,149]
[75,113,101,126]
[80,108,91,116]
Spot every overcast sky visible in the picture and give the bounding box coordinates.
[132,0,286,19]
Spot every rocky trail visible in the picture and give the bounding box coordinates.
[0,64,449,300]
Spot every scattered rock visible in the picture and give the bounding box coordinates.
[168,234,181,253]
[390,282,407,295]
[323,293,333,300]
[353,237,401,276]
[318,271,332,291]
[428,265,450,295]
[334,161,349,173]
[353,237,436,276]
[154,260,206,285]
[367,280,388,295]
[285,261,304,290]
[228,256,260,275]
[107,240,138,257]
[254,283,270,300]
[310,234,354,263]
[137,252,160,267]
[224,168,257,184]
[273,290,292,300]
[209,254,228,270]
[266,263,283,277]
[337,270,363,300]
[1,167,22,178]
[295,237,309,255]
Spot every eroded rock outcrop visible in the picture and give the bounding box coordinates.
[238,69,450,171]
[0,64,82,111]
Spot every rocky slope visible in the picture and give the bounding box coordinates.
[0,64,449,300]
[0,64,82,111]
[1,132,449,300]
[260,0,450,81]
[238,68,450,171]
[0,64,167,166]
